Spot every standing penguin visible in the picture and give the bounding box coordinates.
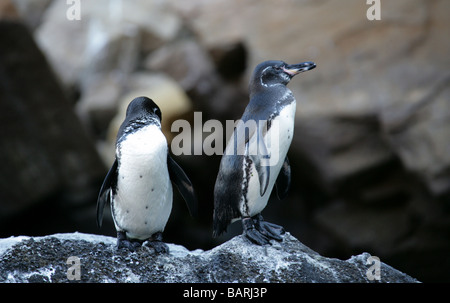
[97,96,197,252]
[213,60,316,245]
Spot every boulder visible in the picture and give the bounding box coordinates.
[35,0,181,89]
[11,0,52,29]
[380,75,450,197]
[0,20,105,218]
[0,232,418,283]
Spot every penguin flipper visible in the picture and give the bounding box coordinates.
[167,154,198,218]
[96,159,118,228]
[275,156,291,200]
[246,125,270,197]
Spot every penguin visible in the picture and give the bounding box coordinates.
[213,60,316,245]
[97,96,198,253]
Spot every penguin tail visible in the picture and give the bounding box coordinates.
[212,204,240,238]
[212,211,227,238]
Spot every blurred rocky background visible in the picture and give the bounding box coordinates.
[0,0,449,282]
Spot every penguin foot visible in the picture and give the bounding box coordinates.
[242,217,271,245]
[252,214,285,242]
[144,232,169,254]
[259,221,285,241]
[116,231,142,252]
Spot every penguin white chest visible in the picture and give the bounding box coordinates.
[114,125,172,240]
[241,101,296,217]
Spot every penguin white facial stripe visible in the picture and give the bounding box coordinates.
[260,66,271,87]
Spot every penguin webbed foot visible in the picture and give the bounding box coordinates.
[242,217,271,245]
[242,215,285,245]
[144,232,169,254]
[116,231,142,252]
[259,220,285,241]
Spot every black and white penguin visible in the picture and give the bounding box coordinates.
[97,96,198,252]
[213,60,316,245]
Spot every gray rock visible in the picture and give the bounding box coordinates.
[380,73,450,197]
[11,0,52,29]
[291,114,395,194]
[0,232,418,283]
[36,0,181,88]
[144,39,216,93]
[0,20,105,215]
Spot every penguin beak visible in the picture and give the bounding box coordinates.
[283,61,316,76]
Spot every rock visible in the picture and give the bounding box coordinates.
[0,0,20,20]
[0,232,418,283]
[75,72,124,138]
[144,38,249,121]
[120,0,181,53]
[36,0,181,89]
[0,20,105,218]
[11,0,52,29]
[35,0,89,88]
[291,114,395,194]
[144,39,216,93]
[380,74,450,197]
[208,41,248,80]
[314,201,412,255]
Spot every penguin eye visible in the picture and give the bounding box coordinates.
[274,65,286,74]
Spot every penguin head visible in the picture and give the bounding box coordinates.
[251,60,316,88]
[126,96,162,122]
[117,97,163,142]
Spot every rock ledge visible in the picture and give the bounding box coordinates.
[0,232,418,283]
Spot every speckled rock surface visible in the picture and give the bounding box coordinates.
[0,232,418,283]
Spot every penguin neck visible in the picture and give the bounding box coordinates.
[117,117,161,144]
[249,82,293,106]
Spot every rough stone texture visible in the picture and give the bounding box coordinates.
[3,0,449,283]
[0,232,418,283]
[0,20,105,217]
[35,0,181,88]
